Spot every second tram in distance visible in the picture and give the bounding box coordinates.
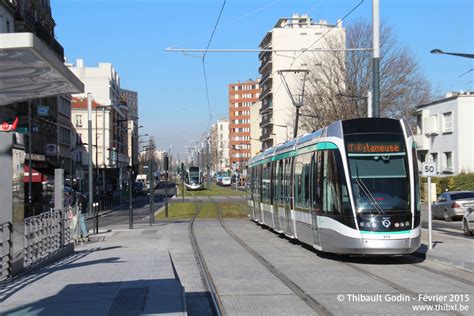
[247,118,421,255]
[184,166,204,190]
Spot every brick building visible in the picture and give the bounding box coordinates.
[228,80,261,176]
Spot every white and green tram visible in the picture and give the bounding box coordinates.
[247,118,421,255]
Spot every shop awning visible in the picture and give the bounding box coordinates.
[0,33,84,106]
[23,165,48,183]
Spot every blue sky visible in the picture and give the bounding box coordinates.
[51,0,473,157]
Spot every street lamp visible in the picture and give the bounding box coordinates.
[430,49,474,59]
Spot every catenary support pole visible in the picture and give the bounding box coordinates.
[129,169,133,229]
[372,0,380,117]
[207,138,211,190]
[367,91,373,118]
[428,175,432,250]
[87,93,93,217]
[102,106,106,194]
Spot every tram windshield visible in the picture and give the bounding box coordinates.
[188,168,200,183]
[345,134,410,214]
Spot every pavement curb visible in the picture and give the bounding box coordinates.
[414,250,474,273]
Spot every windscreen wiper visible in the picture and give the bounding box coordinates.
[355,165,384,215]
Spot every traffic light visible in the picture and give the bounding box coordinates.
[164,156,169,171]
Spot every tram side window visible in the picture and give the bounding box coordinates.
[321,150,351,216]
[294,153,311,211]
[275,159,284,204]
[262,162,271,204]
[247,167,253,198]
[257,165,262,202]
[283,158,292,204]
[270,161,275,205]
[312,151,322,214]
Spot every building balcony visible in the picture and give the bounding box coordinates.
[259,100,273,114]
[258,59,272,74]
[258,48,271,60]
[260,71,272,86]
[413,133,429,151]
[260,87,273,101]
[259,115,273,128]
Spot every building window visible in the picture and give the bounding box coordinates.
[424,114,438,135]
[75,115,83,127]
[59,127,71,145]
[442,112,453,133]
[431,152,438,173]
[443,152,453,172]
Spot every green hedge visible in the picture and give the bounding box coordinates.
[420,172,474,195]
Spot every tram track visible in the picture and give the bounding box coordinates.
[341,261,465,316]
[210,197,332,316]
[394,256,474,287]
[188,196,225,316]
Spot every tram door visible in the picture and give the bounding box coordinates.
[283,157,294,236]
[311,151,321,246]
[272,160,282,231]
[255,165,263,222]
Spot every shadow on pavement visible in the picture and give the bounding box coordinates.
[0,246,122,303]
[2,279,190,316]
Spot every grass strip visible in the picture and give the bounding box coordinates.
[176,183,245,197]
[155,201,247,219]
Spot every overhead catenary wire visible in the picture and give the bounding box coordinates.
[202,0,227,128]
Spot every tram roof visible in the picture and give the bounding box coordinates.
[247,118,406,167]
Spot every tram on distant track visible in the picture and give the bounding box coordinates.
[247,118,421,255]
[185,166,204,190]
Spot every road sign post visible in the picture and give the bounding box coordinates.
[422,162,436,250]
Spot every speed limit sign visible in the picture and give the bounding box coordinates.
[422,162,436,177]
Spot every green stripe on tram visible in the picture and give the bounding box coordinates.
[250,141,338,166]
[360,230,411,235]
[272,151,295,161]
[316,142,338,150]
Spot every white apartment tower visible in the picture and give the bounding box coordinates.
[217,119,230,171]
[259,14,345,149]
[414,92,474,175]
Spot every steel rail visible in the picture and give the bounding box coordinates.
[211,198,332,316]
[188,196,225,316]
[393,256,474,287]
[343,262,464,316]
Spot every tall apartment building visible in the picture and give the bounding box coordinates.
[259,14,345,149]
[121,89,139,168]
[414,91,474,175]
[229,80,261,174]
[213,118,230,172]
[250,101,262,156]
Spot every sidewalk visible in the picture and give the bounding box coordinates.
[415,228,474,272]
[0,225,187,316]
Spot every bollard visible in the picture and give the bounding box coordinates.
[93,202,99,234]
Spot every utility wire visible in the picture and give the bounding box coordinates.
[202,0,227,128]
[204,0,227,60]
[273,0,366,106]
[290,0,365,69]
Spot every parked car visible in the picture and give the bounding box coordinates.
[431,191,474,221]
[133,181,145,196]
[221,176,232,187]
[462,208,474,236]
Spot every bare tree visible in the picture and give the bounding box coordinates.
[301,20,432,131]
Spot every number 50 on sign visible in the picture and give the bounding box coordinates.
[422,163,436,177]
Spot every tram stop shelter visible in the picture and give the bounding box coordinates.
[0,32,84,275]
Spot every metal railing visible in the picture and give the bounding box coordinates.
[0,222,12,281]
[24,209,72,268]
